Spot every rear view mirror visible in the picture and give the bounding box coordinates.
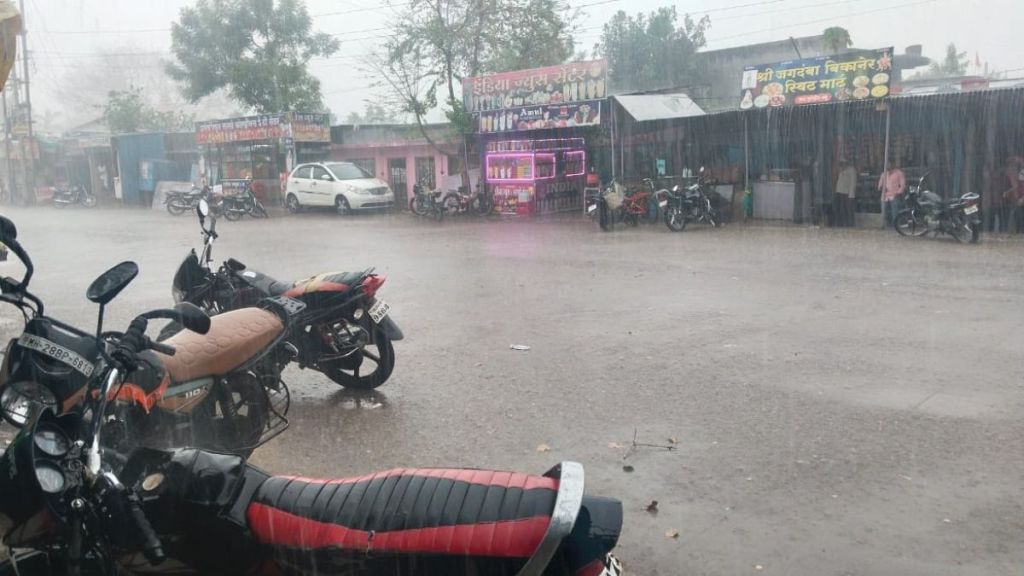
[0,216,16,242]
[86,261,139,305]
[319,174,333,181]
[197,198,210,219]
[173,302,210,335]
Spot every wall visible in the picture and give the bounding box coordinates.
[114,133,166,205]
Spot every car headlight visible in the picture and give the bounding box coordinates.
[352,187,371,196]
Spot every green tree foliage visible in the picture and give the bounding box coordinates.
[345,103,399,125]
[822,27,852,54]
[166,0,339,113]
[103,87,195,133]
[593,7,709,93]
[929,43,969,77]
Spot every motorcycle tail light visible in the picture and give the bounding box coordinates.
[361,275,385,298]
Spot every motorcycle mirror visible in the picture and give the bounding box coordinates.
[86,261,139,305]
[699,166,706,173]
[197,198,210,220]
[173,302,210,335]
[0,216,16,242]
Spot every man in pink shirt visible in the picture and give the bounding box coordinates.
[878,160,907,229]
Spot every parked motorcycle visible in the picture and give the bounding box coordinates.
[895,171,981,243]
[223,180,269,221]
[164,185,206,216]
[0,219,298,459]
[52,184,97,209]
[443,182,493,216]
[168,200,403,389]
[663,167,722,232]
[589,180,664,231]
[0,405,622,575]
[409,178,446,221]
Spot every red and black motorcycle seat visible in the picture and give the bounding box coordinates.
[236,267,365,299]
[246,468,558,558]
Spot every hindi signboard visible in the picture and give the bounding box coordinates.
[740,48,894,109]
[196,112,330,145]
[465,60,608,133]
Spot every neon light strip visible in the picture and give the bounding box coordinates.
[565,150,586,177]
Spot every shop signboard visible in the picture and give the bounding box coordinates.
[289,112,330,142]
[465,59,608,133]
[197,114,285,145]
[477,100,602,134]
[739,48,894,109]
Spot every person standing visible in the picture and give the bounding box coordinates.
[1008,156,1024,233]
[835,160,858,227]
[877,161,906,229]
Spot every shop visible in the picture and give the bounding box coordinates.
[197,112,330,203]
[465,59,609,215]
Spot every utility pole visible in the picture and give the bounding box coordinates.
[17,0,31,201]
[2,89,11,205]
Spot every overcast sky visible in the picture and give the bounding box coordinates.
[22,0,1024,128]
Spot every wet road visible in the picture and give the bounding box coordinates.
[1,206,1022,575]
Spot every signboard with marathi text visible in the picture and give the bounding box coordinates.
[739,48,894,109]
[196,112,330,145]
[464,60,608,133]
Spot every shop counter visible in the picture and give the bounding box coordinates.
[752,181,796,220]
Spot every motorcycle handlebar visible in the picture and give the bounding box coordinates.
[126,491,165,565]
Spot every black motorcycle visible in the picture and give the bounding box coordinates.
[895,171,981,244]
[663,167,722,232]
[163,186,206,216]
[222,180,269,221]
[443,182,492,216]
[169,200,402,389]
[52,185,97,209]
[409,178,445,221]
[0,220,300,459]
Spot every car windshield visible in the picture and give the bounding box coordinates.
[324,163,372,180]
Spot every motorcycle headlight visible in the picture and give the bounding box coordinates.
[1,381,58,428]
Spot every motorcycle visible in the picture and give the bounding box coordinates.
[895,171,981,244]
[409,179,445,221]
[168,200,403,389]
[52,185,97,209]
[0,219,299,459]
[163,186,206,216]
[222,180,269,221]
[663,167,721,232]
[589,180,664,231]
[443,183,493,216]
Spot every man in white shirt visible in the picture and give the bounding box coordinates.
[834,161,858,227]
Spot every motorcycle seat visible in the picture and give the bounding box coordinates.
[282,271,366,298]
[247,468,558,558]
[155,307,284,382]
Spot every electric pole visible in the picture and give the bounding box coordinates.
[17,0,31,202]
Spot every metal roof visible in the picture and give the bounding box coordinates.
[612,93,706,122]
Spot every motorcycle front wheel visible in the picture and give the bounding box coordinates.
[166,199,187,215]
[598,201,613,231]
[251,200,269,218]
[664,208,687,232]
[319,330,396,390]
[895,211,928,237]
[409,196,428,216]
[442,193,461,215]
[224,207,243,221]
[82,194,98,208]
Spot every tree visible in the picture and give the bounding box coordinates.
[345,103,399,125]
[103,87,195,133]
[167,0,339,113]
[592,7,709,93]
[822,27,852,54]
[373,0,575,181]
[929,43,969,77]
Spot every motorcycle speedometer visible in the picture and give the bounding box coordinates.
[34,462,66,494]
[34,427,70,457]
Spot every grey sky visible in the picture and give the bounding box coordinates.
[23,0,1023,128]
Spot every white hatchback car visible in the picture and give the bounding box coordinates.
[285,162,395,213]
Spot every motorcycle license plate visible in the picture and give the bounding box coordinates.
[587,204,597,214]
[964,205,979,215]
[368,299,390,324]
[658,200,668,208]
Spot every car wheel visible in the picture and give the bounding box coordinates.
[335,195,351,215]
[286,193,301,213]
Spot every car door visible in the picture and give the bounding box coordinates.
[289,165,312,204]
[309,165,335,206]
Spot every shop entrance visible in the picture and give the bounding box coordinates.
[388,158,408,209]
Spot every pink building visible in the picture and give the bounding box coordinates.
[330,123,472,207]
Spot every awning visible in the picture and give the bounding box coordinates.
[612,93,705,122]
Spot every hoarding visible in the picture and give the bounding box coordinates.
[740,48,894,109]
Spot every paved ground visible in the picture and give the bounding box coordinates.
[1,206,1022,575]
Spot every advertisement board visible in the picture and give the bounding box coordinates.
[740,48,894,109]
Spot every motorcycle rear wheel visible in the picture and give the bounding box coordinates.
[598,202,613,231]
[224,208,243,221]
[895,211,928,237]
[191,375,269,458]
[166,200,187,215]
[951,220,980,244]
[82,194,98,208]
[410,196,428,216]
[443,193,461,215]
[319,331,395,390]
